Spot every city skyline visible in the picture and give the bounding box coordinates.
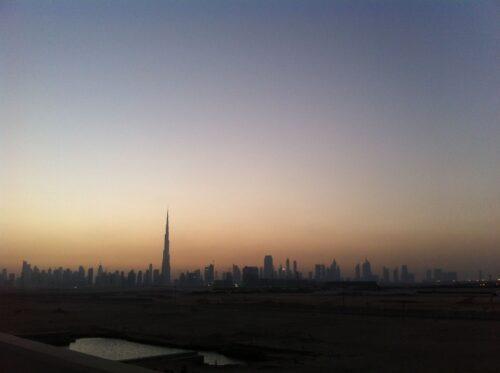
[1,2,499,372]
[2,1,499,276]
[2,254,487,288]
[0,211,498,278]
[1,215,495,283]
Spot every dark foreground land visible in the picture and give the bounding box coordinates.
[0,287,499,372]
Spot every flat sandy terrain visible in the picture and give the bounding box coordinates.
[0,288,498,372]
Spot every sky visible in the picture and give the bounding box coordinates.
[1,0,499,279]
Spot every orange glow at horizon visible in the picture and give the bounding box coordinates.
[1,0,499,278]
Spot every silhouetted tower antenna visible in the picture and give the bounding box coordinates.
[161,210,171,284]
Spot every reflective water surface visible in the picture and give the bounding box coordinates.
[69,337,243,366]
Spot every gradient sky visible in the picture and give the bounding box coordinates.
[1,0,499,279]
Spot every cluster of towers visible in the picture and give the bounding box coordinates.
[3,214,490,289]
[354,259,416,283]
[312,260,341,281]
[3,212,173,289]
[263,256,301,280]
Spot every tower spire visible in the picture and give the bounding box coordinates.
[166,210,169,241]
[162,210,171,285]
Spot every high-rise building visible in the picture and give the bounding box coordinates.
[127,270,136,287]
[355,263,361,281]
[178,269,203,287]
[263,255,274,279]
[401,265,409,282]
[314,264,326,281]
[161,212,171,284]
[242,266,259,286]
[232,265,242,284]
[328,259,341,281]
[21,260,32,287]
[146,263,153,286]
[153,269,161,285]
[88,267,94,286]
[204,263,215,285]
[77,266,85,286]
[361,258,372,280]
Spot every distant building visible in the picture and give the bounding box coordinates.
[263,255,274,279]
[127,270,136,287]
[401,265,409,282]
[21,260,32,287]
[232,265,242,285]
[144,264,151,286]
[137,270,143,287]
[314,264,326,281]
[399,265,414,283]
[355,263,361,281]
[87,267,94,286]
[204,264,215,285]
[242,266,259,286]
[361,258,372,280]
[327,259,341,281]
[178,269,203,288]
[161,212,171,285]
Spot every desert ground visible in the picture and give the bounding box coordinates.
[0,287,499,372]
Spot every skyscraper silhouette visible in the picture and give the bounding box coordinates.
[162,211,171,284]
[263,255,274,279]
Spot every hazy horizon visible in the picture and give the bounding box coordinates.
[2,1,499,278]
